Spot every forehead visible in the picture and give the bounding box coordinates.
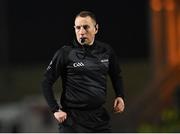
[75,16,95,25]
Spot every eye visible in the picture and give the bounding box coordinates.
[82,25,89,30]
[74,25,90,31]
[74,26,81,30]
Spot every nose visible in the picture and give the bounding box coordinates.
[79,27,86,34]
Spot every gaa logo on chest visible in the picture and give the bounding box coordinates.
[73,62,85,67]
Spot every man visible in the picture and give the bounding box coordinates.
[42,10,125,132]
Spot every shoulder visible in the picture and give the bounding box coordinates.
[51,44,73,60]
[95,40,113,53]
[55,44,73,54]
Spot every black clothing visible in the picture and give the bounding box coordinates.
[42,40,124,113]
[41,40,124,132]
[58,107,112,133]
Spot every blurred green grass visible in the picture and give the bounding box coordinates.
[138,108,180,132]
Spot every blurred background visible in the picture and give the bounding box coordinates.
[0,0,180,132]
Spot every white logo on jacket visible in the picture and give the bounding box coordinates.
[73,62,85,67]
[101,59,109,63]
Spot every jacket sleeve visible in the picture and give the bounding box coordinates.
[41,48,64,113]
[108,47,125,99]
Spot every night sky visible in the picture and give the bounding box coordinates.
[7,0,149,63]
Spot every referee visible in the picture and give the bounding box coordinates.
[42,10,125,133]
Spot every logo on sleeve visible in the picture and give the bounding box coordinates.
[47,61,53,70]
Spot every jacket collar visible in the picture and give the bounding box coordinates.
[73,39,96,49]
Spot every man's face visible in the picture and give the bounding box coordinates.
[74,16,98,45]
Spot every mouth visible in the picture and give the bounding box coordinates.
[80,37,86,44]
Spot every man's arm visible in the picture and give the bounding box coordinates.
[108,47,125,113]
[41,49,63,113]
[42,47,69,123]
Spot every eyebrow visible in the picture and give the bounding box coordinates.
[74,25,90,30]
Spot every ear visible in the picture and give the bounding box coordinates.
[95,24,98,34]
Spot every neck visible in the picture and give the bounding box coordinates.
[83,38,94,46]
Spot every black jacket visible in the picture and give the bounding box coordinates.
[42,40,124,112]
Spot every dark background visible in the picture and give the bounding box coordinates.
[0,0,157,132]
[7,0,149,64]
[1,0,180,132]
